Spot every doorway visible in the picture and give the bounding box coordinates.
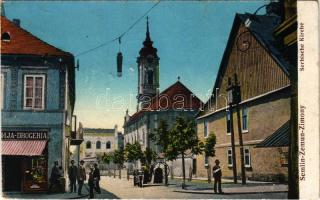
[2,156,23,191]
[192,158,197,175]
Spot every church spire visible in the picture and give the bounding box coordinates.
[143,16,153,47]
[146,16,150,41]
[139,16,158,58]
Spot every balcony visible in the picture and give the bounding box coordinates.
[69,115,84,145]
[70,130,83,145]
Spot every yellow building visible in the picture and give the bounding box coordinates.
[196,2,296,182]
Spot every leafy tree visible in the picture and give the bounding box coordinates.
[204,133,216,157]
[150,119,170,152]
[102,152,113,164]
[124,142,143,163]
[165,116,201,189]
[113,148,125,169]
[141,147,157,167]
[150,116,217,189]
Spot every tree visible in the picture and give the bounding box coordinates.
[204,133,216,157]
[150,119,170,152]
[102,152,113,164]
[141,147,157,167]
[113,148,125,169]
[151,116,216,189]
[165,116,202,189]
[124,142,143,164]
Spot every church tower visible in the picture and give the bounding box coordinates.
[137,17,159,110]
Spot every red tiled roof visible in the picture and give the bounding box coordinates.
[147,81,202,111]
[1,16,72,57]
[124,81,203,126]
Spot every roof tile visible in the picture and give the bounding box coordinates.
[1,16,72,57]
[124,81,203,126]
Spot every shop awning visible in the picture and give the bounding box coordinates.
[2,140,47,156]
[255,120,290,148]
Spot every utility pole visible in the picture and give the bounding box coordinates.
[227,77,237,184]
[234,74,246,184]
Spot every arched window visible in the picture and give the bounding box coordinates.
[1,32,10,42]
[147,70,153,84]
[106,141,111,149]
[96,141,101,149]
[86,141,91,149]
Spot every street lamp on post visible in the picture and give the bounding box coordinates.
[233,74,246,185]
[226,77,237,184]
[227,73,246,184]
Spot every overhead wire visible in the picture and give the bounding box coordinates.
[75,1,160,58]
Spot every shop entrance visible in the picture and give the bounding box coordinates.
[2,156,23,191]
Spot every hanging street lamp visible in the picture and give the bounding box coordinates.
[117,37,123,77]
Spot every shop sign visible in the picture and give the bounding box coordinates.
[1,131,48,140]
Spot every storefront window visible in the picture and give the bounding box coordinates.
[25,157,47,183]
[23,156,48,192]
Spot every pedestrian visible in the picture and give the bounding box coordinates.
[212,159,223,194]
[77,160,86,196]
[68,160,78,193]
[88,165,95,199]
[47,161,63,194]
[93,163,101,194]
[58,166,64,177]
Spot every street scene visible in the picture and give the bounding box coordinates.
[1,0,298,199]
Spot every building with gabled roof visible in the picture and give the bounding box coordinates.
[196,1,296,182]
[1,16,73,57]
[1,15,78,192]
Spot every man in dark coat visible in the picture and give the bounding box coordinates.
[47,161,63,194]
[93,163,101,194]
[212,159,223,194]
[88,166,95,199]
[68,160,78,193]
[77,160,86,196]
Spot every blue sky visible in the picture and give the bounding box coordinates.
[4,0,266,129]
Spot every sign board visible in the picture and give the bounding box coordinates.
[1,131,48,140]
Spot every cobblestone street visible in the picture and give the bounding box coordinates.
[98,176,288,199]
[3,175,288,199]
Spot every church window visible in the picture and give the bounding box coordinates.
[147,70,153,85]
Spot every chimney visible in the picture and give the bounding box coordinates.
[13,19,20,27]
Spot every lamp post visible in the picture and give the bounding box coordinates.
[227,73,246,184]
[226,77,237,184]
[233,74,246,185]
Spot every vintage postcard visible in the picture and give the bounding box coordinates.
[0,0,319,199]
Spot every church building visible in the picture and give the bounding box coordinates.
[123,18,203,176]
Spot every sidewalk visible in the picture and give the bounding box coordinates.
[169,179,288,195]
[173,176,275,184]
[173,184,288,195]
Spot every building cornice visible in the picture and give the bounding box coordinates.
[197,85,290,120]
